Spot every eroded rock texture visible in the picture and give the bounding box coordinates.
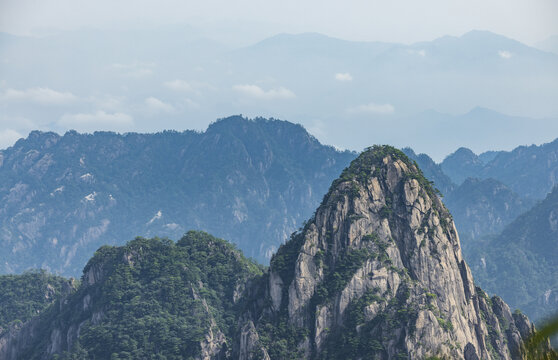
[235,146,555,360]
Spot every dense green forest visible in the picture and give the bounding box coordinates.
[0,270,71,333]
[12,232,264,359]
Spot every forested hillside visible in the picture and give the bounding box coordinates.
[468,186,558,322]
[0,271,73,334]
[0,231,264,359]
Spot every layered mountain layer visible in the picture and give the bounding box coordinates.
[0,116,354,274]
[468,186,558,322]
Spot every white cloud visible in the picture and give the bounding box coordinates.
[233,84,295,100]
[88,95,124,111]
[1,87,77,105]
[145,97,174,112]
[335,73,353,81]
[184,98,200,109]
[498,50,513,59]
[348,102,395,115]
[0,129,23,149]
[111,62,154,78]
[164,79,195,92]
[408,49,426,57]
[0,116,37,130]
[58,111,133,132]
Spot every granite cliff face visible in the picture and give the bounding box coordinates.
[235,146,554,359]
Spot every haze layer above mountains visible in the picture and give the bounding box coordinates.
[1,28,558,159]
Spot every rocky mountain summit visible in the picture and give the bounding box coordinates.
[235,146,554,359]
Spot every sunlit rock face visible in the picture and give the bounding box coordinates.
[235,146,554,360]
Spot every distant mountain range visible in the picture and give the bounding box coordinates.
[444,178,535,241]
[440,137,558,199]
[468,185,558,323]
[0,117,354,275]
[536,34,558,55]
[1,29,557,159]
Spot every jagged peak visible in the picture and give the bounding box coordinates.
[325,145,443,210]
[258,144,554,360]
[271,145,453,289]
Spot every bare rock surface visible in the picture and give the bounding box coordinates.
[234,146,555,359]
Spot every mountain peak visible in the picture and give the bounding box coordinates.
[331,145,442,205]
[461,29,507,39]
[441,148,483,185]
[236,145,549,359]
[457,30,522,46]
[453,147,477,157]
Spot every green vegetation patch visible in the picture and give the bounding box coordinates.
[312,248,371,305]
[320,283,417,360]
[0,270,71,332]
[22,231,263,360]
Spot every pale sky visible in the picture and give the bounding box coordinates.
[1,0,558,160]
[1,0,557,44]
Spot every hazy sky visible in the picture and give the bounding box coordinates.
[1,0,558,161]
[1,0,557,44]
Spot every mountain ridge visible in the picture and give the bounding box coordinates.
[0,116,356,275]
[468,185,558,322]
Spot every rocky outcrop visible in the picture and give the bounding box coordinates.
[234,146,555,359]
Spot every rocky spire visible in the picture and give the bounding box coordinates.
[236,145,554,360]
